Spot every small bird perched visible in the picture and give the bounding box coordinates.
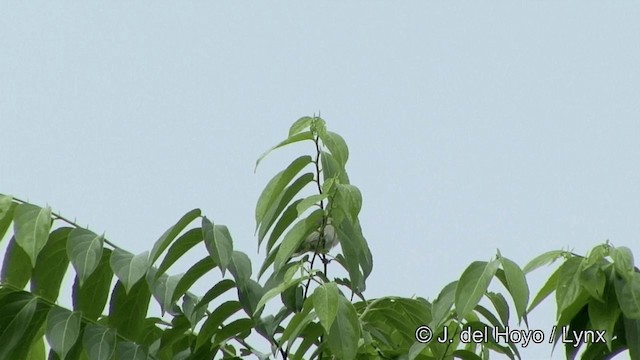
[293,218,339,256]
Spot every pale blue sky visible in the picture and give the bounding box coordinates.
[1,2,639,358]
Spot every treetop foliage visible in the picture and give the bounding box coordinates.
[0,116,639,359]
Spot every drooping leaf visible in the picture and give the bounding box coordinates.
[455,260,500,320]
[147,268,182,316]
[0,291,38,360]
[45,307,81,360]
[149,208,201,264]
[13,203,52,267]
[579,262,606,301]
[274,209,323,271]
[555,256,584,317]
[320,131,349,169]
[115,342,148,360]
[1,237,33,288]
[587,286,620,349]
[31,227,72,302]
[108,280,151,342]
[82,324,116,360]
[72,248,113,320]
[332,184,362,223]
[614,272,640,319]
[321,151,349,185]
[485,292,510,327]
[67,228,104,286]
[499,256,529,323]
[612,246,635,282]
[203,218,233,275]
[255,155,313,229]
[237,279,265,317]
[0,195,16,243]
[313,282,340,333]
[431,281,457,329]
[255,132,314,171]
[523,250,566,274]
[623,316,640,359]
[110,249,149,294]
[229,251,252,287]
[327,296,360,360]
[182,292,207,328]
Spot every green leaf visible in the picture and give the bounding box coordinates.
[313,282,340,333]
[67,228,104,286]
[229,251,252,287]
[332,184,362,222]
[255,155,313,230]
[485,292,510,327]
[238,279,265,317]
[1,237,33,288]
[203,218,233,275]
[72,248,113,320]
[148,270,182,315]
[45,307,81,360]
[499,256,529,323]
[334,219,372,293]
[25,336,45,360]
[523,250,566,274]
[611,246,635,282]
[255,132,314,171]
[154,227,203,281]
[579,263,606,301]
[289,116,314,137]
[258,173,314,246]
[321,151,349,185]
[149,208,201,264]
[555,256,583,317]
[431,281,457,329]
[588,287,619,349]
[195,279,236,311]
[527,268,559,316]
[0,195,16,243]
[212,318,253,346]
[281,298,314,344]
[0,291,38,360]
[172,256,216,304]
[265,199,302,255]
[13,203,52,267]
[296,194,329,217]
[108,280,151,342]
[196,300,243,349]
[31,228,72,302]
[327,296,360,360]
[255,264,303,315]
[623,316,640,359]
[614,272,640,319]
[320,131,349,168]
[274,209,323,271]
[115,342,148,360]
[110,248,150,294]
[455,260,500,320]
[82,324,116,360]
